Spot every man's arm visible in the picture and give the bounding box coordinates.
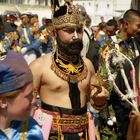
[29,59,42,97]
[86,58,109,111]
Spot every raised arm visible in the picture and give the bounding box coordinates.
[86,58,109,111]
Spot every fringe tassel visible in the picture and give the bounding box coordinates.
[56,115,63,140]
[87,112,90,140]
[85,128,88,140]
[87,112,100,140]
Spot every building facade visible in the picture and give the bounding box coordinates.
[73,0,131,25]
[0,0,62,5]
[0,0,131,25]
[131,0,140,12]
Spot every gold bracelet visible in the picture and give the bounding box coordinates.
[90,84,102,96]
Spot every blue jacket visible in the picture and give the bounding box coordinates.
[0,117,43,140]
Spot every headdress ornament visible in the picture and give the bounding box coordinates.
[51,0,82,28]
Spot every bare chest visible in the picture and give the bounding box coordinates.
[41,67,90,92]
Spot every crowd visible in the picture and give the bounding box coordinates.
[0,0,140,140]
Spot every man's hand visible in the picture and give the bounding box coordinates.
[90,86,109,110]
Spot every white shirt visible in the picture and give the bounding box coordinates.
[81,27,92,57]
[2,128,12,139]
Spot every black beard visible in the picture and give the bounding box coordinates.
[56,36,83,55]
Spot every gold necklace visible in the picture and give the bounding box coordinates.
[51,49,88,83]
[56,49,78,62]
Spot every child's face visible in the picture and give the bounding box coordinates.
[6,83,34,121]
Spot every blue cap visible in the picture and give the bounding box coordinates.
[0,51,32,95]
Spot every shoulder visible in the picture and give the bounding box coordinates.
[27,116,40,128]
[26,117,43,140]
[83,57,95,74]
[11,118,43,140]
[29,52,52,69]
[83,57,93,66]
[13,117,41,130]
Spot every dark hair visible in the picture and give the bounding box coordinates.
[107,19,117,28]
[85,14,91,27]
[45,19,52,24]
[0,16,4,26]
[123,9,140,23]
[118,18,123,24]
[98,22,106,30]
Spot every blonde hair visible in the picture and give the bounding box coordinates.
[0,89,21,98]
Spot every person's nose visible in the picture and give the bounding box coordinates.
[31,96,36,105]
[72,30,78,39]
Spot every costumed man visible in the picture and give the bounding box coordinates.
[18,13,31,47]
[30,0,109,140]
[0,50,43,140]
[40,18,53,55]
[18,13,38,64]
[0,16,20,53]
[3,12,18,33]
[0,16,10,52]
[21,15,42,64]
[20,14,52,64]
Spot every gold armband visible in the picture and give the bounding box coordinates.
[90,84,102,97]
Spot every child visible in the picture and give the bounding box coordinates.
[0,50,43,140]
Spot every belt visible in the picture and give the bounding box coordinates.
[42,109,88,133]
[53,115,88,128]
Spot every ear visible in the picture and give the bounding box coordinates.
[0,97,8,109]
[123,21,129,30]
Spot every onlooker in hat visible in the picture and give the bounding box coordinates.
[3,11,18,33]
[0,50,43,140]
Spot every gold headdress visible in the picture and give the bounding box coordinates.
[51,0,82,29]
